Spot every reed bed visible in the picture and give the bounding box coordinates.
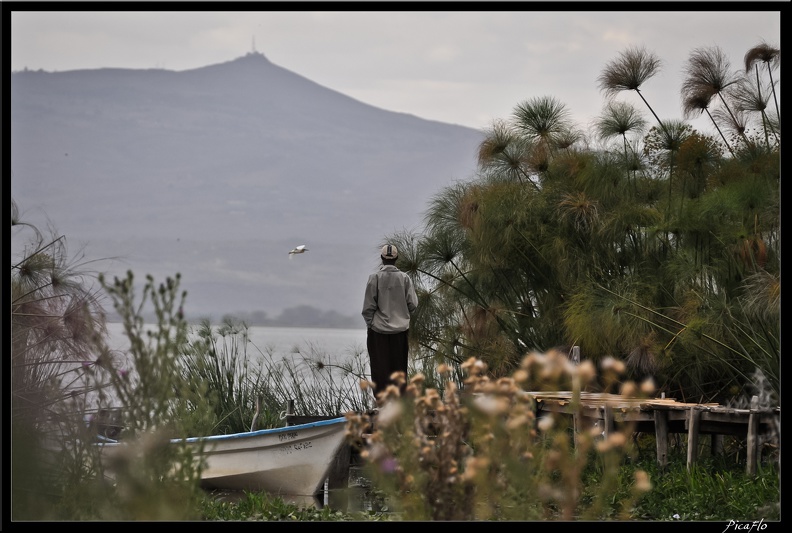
[11,272,779,521]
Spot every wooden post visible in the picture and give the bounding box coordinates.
[603,405,614,439]
[711,434,724,457]
[573,412,580,450]
[654,408,669,469]
[746,395,760,476]
[570,345,581,365]
[687,406,702,471]
[285,400,296,426]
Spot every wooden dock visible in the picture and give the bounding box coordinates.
[282,388,779,511]
[523,391,780,474]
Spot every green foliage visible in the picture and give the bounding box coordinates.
[10,37,780,522]
[99,271,202,437]
[180,316,376,434]
[197,491,395,521]
[262,340,374,418]
[180,318,275,435]
[87,271,209,519]
[344,355,779,521]
[628,456,780,520]
[11,199,116,520]
[390,42,779,407]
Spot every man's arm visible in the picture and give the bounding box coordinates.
[361,274,378,327]
[405,275,418,314]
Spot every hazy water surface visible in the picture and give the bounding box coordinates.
[106,322,368,361]
[105,322,371,394]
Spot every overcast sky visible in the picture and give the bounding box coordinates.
[8,8,782,136]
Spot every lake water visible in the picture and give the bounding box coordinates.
[105,322,372,404]
[106,322,368,363]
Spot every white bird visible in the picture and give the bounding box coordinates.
[288,244,308,259]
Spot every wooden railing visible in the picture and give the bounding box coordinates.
[523,391,779,474]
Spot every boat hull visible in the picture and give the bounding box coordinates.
[100,417,349,498]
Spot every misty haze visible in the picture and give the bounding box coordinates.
[10,51,485,326]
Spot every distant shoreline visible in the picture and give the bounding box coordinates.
[105,306,360,330]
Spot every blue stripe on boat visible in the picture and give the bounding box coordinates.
[176,416,347,443]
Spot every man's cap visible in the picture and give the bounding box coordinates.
[381,244,398,259]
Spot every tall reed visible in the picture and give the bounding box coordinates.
[179,317,376,434]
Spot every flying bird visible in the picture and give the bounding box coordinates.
[288,245,308,259]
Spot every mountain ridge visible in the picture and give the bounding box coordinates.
[10,52,485,323]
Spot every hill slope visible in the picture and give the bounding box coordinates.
[10,51,484,323]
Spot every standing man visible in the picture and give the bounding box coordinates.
[362,244,418,402]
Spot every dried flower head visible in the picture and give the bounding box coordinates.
[473,394,510,416]
[640,377,656,395]
[376,399,403,427]
[620,381,638,397]
[601,356,626,374]
[634,470,652,492]
[537,414,555,431]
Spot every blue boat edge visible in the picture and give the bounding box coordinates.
[179,416,348,444]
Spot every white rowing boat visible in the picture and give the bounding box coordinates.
[99,417,350,499]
